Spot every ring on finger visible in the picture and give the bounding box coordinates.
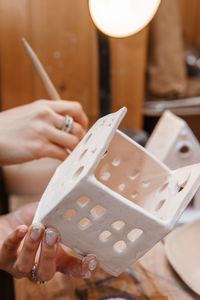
[61,115,74,133]
[30,263,46,284]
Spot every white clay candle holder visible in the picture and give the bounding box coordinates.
[146,110,200,209]
[33,108,200,276]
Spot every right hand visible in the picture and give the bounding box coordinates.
[0,99,88,165]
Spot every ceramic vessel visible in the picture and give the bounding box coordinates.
[146,110,200,208]
[33,108,200,276]
[164,218,200,295]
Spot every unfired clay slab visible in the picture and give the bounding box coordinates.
[164,219,200,295]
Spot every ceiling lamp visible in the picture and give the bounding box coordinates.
[88,0,161,38]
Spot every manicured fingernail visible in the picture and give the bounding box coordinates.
[83,271,91,279]
[17,229,27,238]
[88,258,97,271]
[45,230,58,246]
[30,225,42,241]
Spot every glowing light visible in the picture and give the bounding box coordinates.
[89,0,161,38]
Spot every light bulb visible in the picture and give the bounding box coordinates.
[89,0,161,38]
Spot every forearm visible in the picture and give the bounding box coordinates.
[3,158,61,195]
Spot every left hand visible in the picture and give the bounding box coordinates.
[0,202,96,282]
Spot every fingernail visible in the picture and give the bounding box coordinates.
[45,230,58,246]
[17,229,27,238]
[30,225,42,241]
[88,258,97,271]
[83,271,91,279]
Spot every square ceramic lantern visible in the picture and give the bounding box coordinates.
[33,108,200,276]
[146,110,200,208]
[146,110,200,170]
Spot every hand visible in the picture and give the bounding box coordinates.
[0,99,88,165]
[0,203,96,282]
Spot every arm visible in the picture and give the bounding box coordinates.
[3,158,60,195]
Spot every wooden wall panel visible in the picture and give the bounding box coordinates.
[178,0,200,46]
[29,0,98,124]
[0,0,98,124]
[0,0,33,109]
[109,27,149,129]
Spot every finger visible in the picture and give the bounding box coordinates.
[36,228,59,282]
[11,202,39,227]
[49,110,65,129]
[33,140,69,161]
[54,114,86,141]
[46,127,79,151]
[0,225,28,269]
[57,246,97,278]
[49,100,88,130]
[81,254,97,278]
[69,122,86,141]
[14,224,44,277]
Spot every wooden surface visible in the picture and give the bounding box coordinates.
[109,28,149,130]
[14,241,199,300]
[0,0,98,125]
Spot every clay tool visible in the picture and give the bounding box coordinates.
[22,37,61,100]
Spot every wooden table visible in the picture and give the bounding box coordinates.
[14,241,199,300]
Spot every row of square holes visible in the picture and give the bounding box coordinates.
[64,196,143,254]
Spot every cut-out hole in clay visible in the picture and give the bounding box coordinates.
[101,171,111,181]
[91,147,97,154]
[112,157,120,167]
[177,143,192,158]
[159,181,169,192]
[99,230,112,242]
[73,166,84,179]
[77,217,91,230]
[127,228,143,243]
[113,240,127,254]
[118,183,125,191]
[142,179,151,188]
[64,209,76,220]
[179,145,190,154]
[155,199,165,212]
[84,133,92,144]
[79,149,88,160]
[90,205,106,219]
[131,192,138,199]
[102,150,108,159]
[129,169,139,180]
[177,175,190,193]
[108,118,115,127]
[111,220,125,231]
[178,186,184,192]
[76,196,90,207]
[100,119,106,127]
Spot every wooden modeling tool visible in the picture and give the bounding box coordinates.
[22,38,73,154]
[22,38,61,100]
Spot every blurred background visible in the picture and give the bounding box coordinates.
[1,1,200,299]
[1,0,200,144]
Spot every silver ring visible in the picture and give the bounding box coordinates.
[61,115,74,133]
[30,263,46,284]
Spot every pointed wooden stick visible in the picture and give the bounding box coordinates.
[22,38,61,100]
